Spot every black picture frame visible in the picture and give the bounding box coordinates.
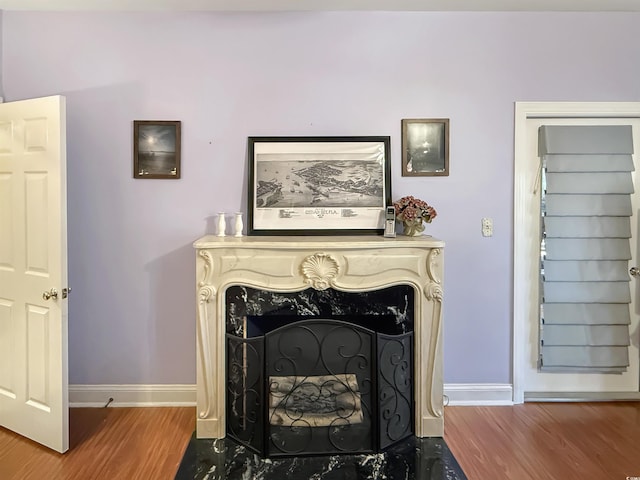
[247,136,392,236]
[133,120,181,179]
[401,118,449,177]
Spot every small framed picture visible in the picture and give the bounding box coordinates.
[247,136,392,236]
[133,120,181,179]
[401,118,449,177]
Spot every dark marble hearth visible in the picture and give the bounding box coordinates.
[175,434,467,480]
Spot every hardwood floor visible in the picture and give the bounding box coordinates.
[445,402,640,480]
[0,407,195,480]
[0,403,639,479]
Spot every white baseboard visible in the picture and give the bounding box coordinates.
[524,391,640,402]
[69,383,514,408]
[68,384,196,407]
[444,383,514,406]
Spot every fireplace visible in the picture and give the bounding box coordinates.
[194,235,444,445]
[225,286,414,456]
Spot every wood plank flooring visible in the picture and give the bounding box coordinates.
[0,407,194,480]
[0,402,639,479]
[445,402,640,480]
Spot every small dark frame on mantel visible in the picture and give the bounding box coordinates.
[402,118,449,177]
[133,120,181,179]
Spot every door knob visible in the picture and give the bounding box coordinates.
[630,267,640,277]
[42,288,58,301]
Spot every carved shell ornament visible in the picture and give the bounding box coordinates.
[301,253,339,290]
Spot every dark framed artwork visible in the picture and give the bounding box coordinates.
[401,118,449,176]
[133,120,181,179]
[247,136,392,236]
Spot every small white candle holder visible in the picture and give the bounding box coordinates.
[217,212,226,237]
[234,212,244,237]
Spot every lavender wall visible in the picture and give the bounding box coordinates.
[2,11,640,385]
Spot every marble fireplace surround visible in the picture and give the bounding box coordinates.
[193,235,445,440]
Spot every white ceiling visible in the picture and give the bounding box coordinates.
[1,0,640,11]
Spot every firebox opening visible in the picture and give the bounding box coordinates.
[225,286,415,458]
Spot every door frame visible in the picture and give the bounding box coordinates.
[513,101,640,404]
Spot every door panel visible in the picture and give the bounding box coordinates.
[0,96,68,452]
[0,299,16,398]
[523,116,640,394]
[25,172,50,273]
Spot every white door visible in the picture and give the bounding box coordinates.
[0,96,69,452]
[514,102,640,402]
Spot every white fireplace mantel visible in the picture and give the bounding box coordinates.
[193,234,445,439]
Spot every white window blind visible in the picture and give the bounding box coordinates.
[539,125,634,373]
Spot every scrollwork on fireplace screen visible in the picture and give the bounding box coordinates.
[226,335,265,454]
[266,321,374,456]
[226,315,414,457]
[378,332,413,449]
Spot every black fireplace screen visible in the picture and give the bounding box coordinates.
[266,321,374,456]
[225,287,414,457]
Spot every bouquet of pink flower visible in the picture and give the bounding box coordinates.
[393,195,437,223]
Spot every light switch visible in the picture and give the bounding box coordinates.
[482,218,493,237]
